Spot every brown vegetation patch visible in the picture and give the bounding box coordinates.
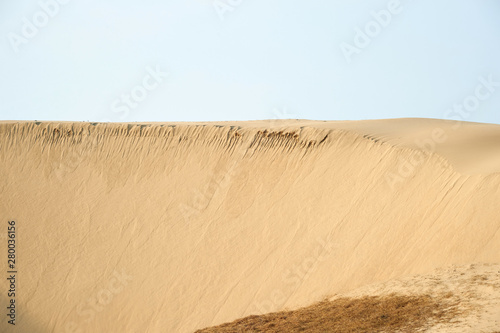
[196,293,462,333]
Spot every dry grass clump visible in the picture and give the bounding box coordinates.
[196,293,462,333]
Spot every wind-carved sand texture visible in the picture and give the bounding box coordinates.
[0,119,499,332]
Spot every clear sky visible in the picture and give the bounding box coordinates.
[1,0,500,124]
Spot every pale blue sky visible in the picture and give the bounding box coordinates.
[1,0,500,123]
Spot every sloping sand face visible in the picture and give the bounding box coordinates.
[0,119,499,332]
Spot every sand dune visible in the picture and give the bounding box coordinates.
[0,119,499,332]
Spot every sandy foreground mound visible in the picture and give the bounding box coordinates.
[0,119,499,332]
[198,263,500,332]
